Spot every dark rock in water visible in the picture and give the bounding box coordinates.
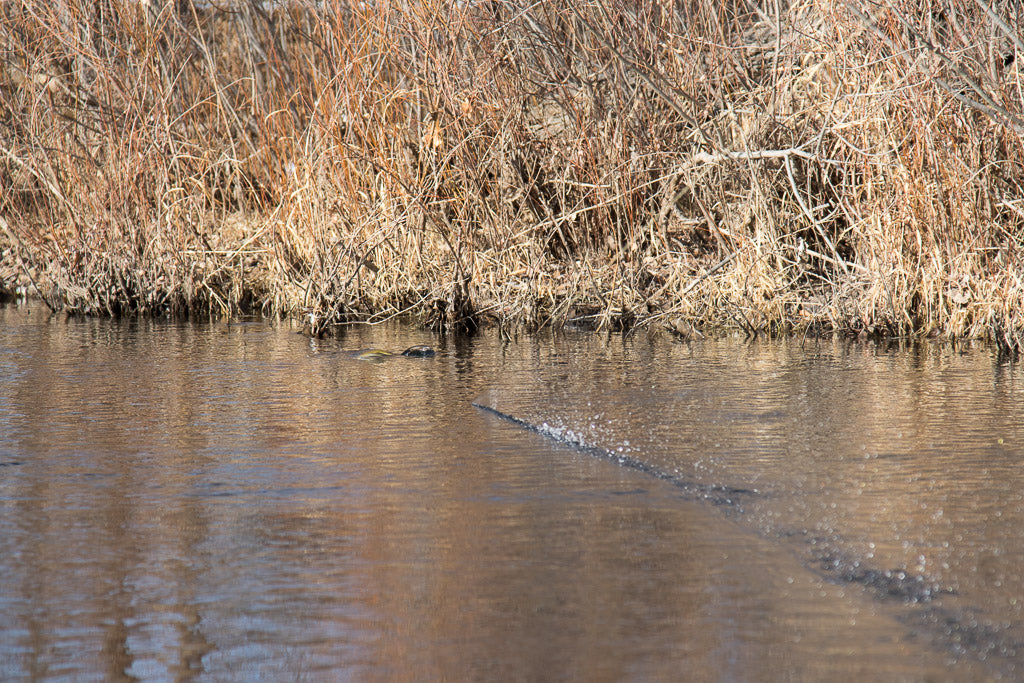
[401,345,435,357]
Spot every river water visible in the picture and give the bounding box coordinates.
[0,303,1021,679]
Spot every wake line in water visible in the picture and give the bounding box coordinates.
[473,402,956,599]
[474,402,1024,672]
[474,401,972,602]
[472,402,757,508]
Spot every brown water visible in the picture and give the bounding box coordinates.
[0,304,1021,680]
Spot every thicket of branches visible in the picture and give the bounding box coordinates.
[1,0,1022,349]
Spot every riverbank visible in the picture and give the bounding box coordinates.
[1,1,1022,349]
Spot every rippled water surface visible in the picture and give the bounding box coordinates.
[1,304,1022,679]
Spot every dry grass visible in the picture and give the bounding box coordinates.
[1,0,1023,350]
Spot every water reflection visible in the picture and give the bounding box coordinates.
[0,305,1018,678]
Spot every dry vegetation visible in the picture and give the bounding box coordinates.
[1,0,1023,349]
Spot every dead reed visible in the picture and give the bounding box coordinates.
[1,0,1022,351]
